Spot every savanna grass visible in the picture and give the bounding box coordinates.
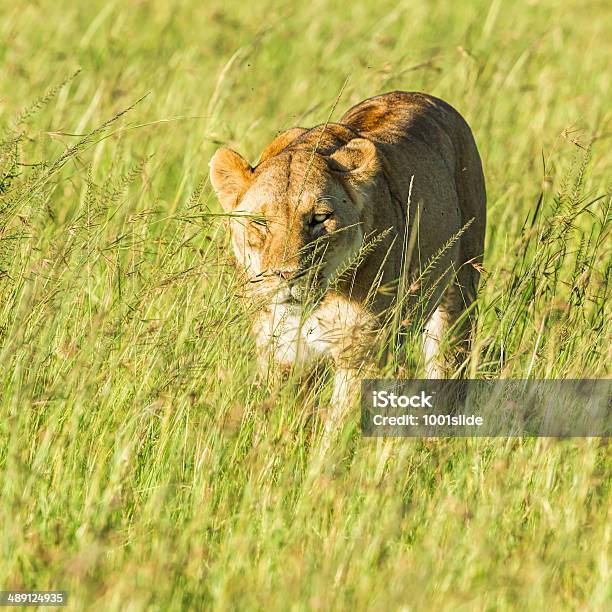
[0,0,610,609]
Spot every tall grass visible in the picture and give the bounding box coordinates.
[0,0,610,609]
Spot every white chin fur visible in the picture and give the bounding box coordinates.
[257,303,330,369]
[290,285,306,301]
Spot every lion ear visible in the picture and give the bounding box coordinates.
[328,138,379,184]
[209,147,253,211]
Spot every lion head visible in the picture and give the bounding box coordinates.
[209,128,380,306]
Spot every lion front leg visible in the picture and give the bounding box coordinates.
[423,270,479,378]
[315,294,380,436]
[330,367,360,414]
[316,367,362,454]
[322,360,377,442]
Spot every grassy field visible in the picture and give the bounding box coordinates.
[0,0,610,609]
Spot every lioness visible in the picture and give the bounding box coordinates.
[210,91,486,407]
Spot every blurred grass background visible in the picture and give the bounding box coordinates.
[0,0,610,609]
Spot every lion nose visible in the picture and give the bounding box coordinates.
[274,269,296,281]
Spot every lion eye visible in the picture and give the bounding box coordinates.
[312,212,331,224]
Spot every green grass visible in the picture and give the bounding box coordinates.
[0,0,610,609]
